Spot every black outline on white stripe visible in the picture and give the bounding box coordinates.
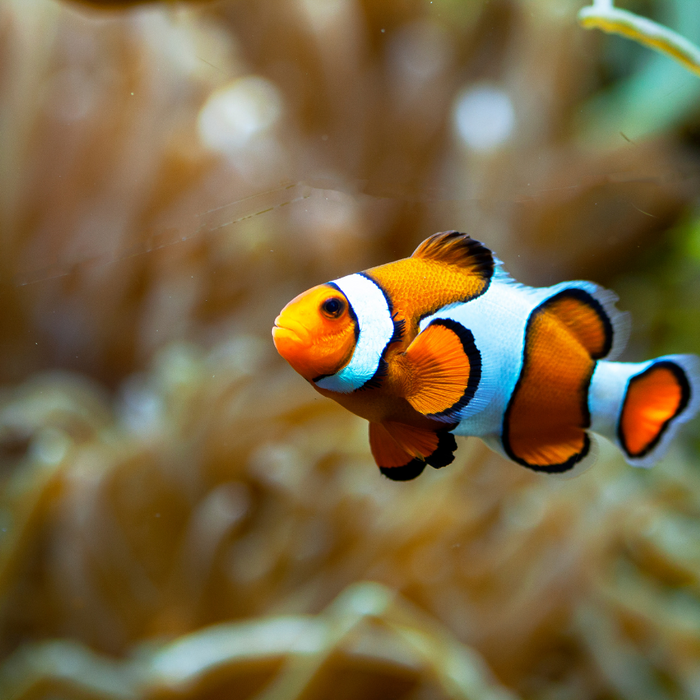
[314,273,397,393]
[501,293,595,474]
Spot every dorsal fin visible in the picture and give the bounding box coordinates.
[412,231,494,277]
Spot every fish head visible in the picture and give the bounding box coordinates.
[273,283,357,381]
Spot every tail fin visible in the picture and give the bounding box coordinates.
[590,355,700,467]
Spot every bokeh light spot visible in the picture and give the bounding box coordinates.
[198,76,283,153]
[453,83,515,152]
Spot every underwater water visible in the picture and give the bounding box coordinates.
[1,0,700,698]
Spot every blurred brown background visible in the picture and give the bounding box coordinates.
[1,0,700,698]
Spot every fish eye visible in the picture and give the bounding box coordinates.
[320,297,346,319]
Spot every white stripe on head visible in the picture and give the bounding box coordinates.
[315,273,394,393]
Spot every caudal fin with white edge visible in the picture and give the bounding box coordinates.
[589,354,700,467]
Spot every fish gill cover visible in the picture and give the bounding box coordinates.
[0,1,700,699]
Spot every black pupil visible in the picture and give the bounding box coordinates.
[322,298,343,317]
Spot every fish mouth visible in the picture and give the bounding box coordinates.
[272,325,300,344]
[272,316,310,346]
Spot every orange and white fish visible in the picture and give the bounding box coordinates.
[272,231,700,480]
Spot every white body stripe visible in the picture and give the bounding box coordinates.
[420,272,609,441]
[315,273,395,393]
[588,360,647,439]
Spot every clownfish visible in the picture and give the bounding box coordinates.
[272,231,700,480]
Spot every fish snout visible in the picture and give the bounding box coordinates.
[272,314,311,357]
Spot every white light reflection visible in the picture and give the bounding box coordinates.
[387,19,453,83]
[453,83,515,153]
[197,76,283,154]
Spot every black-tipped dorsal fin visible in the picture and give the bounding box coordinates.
[412,231,494,277]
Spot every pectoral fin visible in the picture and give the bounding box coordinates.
[403,319,481,419]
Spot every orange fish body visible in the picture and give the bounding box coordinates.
[273,232,700,480]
